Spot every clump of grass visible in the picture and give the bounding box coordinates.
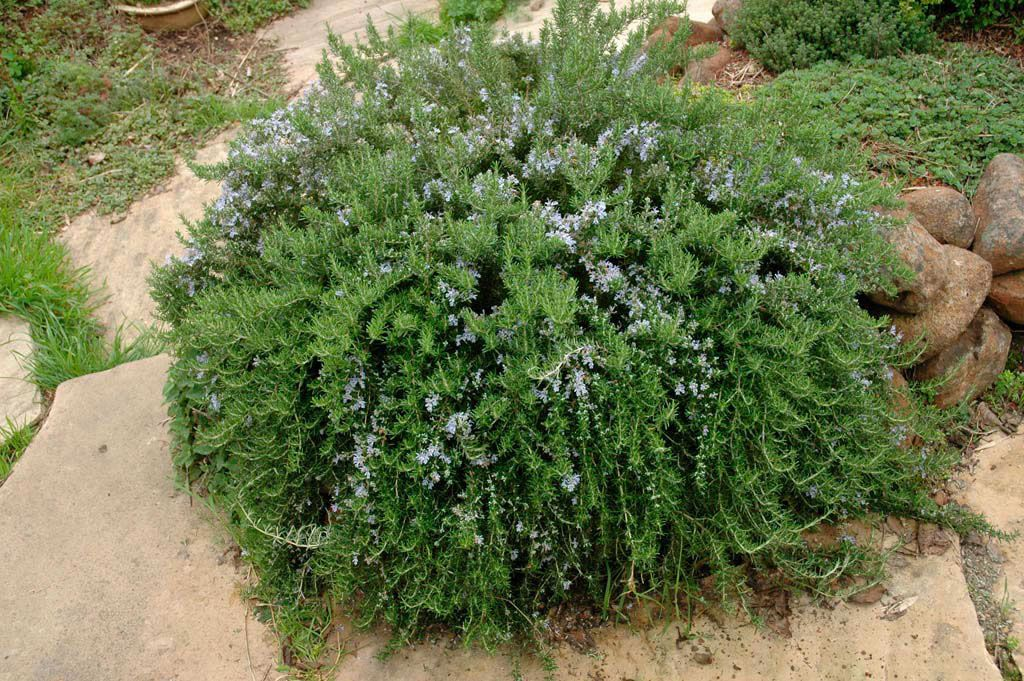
[441,0,507,25]
[0,421,34,485]
[205,0,310,33]
[0,186,160,392]
[755,44,1024,194]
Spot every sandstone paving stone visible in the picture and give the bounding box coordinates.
[63,1,446,343]
[0,315,42,429]
[59,134,232,343]
[326,546,1000,680]
[499,0,715,41]
[2,355,996,681]
[0,355,278,681]
[964,429,1024,672]
[268,0,441,95]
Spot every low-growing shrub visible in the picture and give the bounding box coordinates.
[731,0,936,72]
[907,0,1024,29]
[756,45,1024,193]
[154,0,970,650]
[440,0,507,25]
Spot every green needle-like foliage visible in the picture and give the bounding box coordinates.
[153,0,971,651]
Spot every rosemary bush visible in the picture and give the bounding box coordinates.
[153,0,962,650]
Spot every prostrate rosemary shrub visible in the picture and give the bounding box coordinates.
[154,0,965,650]
[731,0,936,72]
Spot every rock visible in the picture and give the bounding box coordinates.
[685,19,724,46]
[528,0,544,10]
[889,370,924,448]
[645,16,722,51]
[711,0,742,34]
[683,45,734,84]
[889,368,912,414]
[0,356,278,680]
[972,153,1024,275]
[8,362,990,681]
[973,401,1006,432]
[890,245,992,361]
[963,430,1024,671]
[691,641,714,665]
[644,15,681,50]
[848,583,886,604]
[902,186,976,248]
[910,307,1011,408]
[868,217,946,313]
[0,316,43,430]
[988,270,1024,325]
[916,522,954,556]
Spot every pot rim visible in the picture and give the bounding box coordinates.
[113,0,202,16]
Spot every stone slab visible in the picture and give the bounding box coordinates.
[328,548,999,680]
[0,315,42,429]
[964,429,1024,671]
[63,0,442,341]
[59,135,232,343]
[0,355,278,681]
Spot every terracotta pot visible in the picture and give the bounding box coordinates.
[113,0,208,31]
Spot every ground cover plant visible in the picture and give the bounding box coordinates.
[730,0,936,72]
[153,0,980,654]
[755,45,1024,193]
[0,0,286,222]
